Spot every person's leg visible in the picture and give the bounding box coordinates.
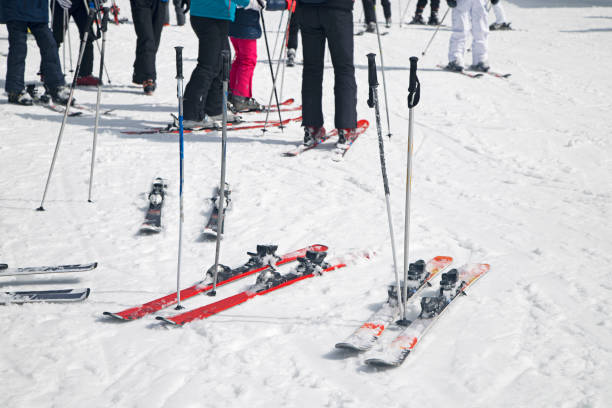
[130,0,156,82]
[470,0,489,65]
[361,0,376,24]
[382,0,392,20]
[71,2,95,77]
[321,8,357,130]
[51,3,65,45]
[29,22,66,91]
[228,38,257,98]
[173,0,186,25]
[448,0,470,67]
[204,37,230,117]
[300,7,326,128]
[5,21,28,94]
[287,8,300,51]
[183,17,227,121]
[149,0,165,81]
[493,2,507,24]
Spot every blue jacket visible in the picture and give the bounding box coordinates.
[2,0,49,23]
[229,9,261,39]
[190,0,251,21]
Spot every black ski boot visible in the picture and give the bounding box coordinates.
[287,48,296,67]
[303,126,326,147]
[8,89,34,106]
[366,22,376,33]
[428,12,440,26]
[410,13,425,25]
[445,61,464,72]
[48,85,73,106]
[470,61,490,72]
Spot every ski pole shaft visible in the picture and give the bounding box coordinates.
[260,10,283,128]
[88,6,109,203]
[373,9,392,138]
[270,9,285,64]
[66,9,74,72]
[401,56,420,321]
[400,0,414,26]
[210,50,231,296]
[174,45,185,309]
[421,8,450,57]
[38,5,97,211]
[366,53,403,319]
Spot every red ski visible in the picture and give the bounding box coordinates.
[156,250,373,326]
[121,116,302,135]
[103,244,328,321]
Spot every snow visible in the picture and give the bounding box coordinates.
[1,1,612,406]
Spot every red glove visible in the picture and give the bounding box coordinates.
[287,0,296,12]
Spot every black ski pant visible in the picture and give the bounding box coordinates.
[416,0,440,14]
[130,0,165,82]
[362,0,392,23]
[183,16,230,121]
[5,21,65,94]
[287,7,300,51]
[51,0,95,77]
[300,6,357,130]
[163,0,185,25]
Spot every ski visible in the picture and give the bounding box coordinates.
[121,116,302,135]
[103,244,328,321]
[1,288,90,304]
[0,262,98,277]
[364,263,490,367]
[282,119,368,157]
[232,97,295,113]
[436,64,484,78]
[140,178,167,233]
[479,70,511,79]
[157,249,372,326]
[331,119,370,161]
[335,256,453,352]
[202,182,231,237]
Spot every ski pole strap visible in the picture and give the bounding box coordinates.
[366,53,378,108]
[222,50,230,82]
[407,56,420,108]
[175,46,183,79]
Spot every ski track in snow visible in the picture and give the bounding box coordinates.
[1,1,612,407]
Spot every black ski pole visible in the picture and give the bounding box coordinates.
[174,45,185,309]
[421,8,450,57]
[366,53,403,319]
[38,4,98,211]
[373,6,392,138]
[399,56,420,324]
[88,6,109,203]
[260,10,283,128]
[209,50,231,297]
[399,0,414,26]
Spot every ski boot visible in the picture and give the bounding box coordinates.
[287,48,296,67]
[428,12,440,26]
[366,22,376,33]
[410,13,425,25]
[470,61,490,72]
[336,128,359,148]
[230,94,264,112]
[489,22,512,31]
[445,60,464,72]
[48,85,73,106]
[8,89,34,106]
[143,79,156,95]
[303,126,326,147]
[385,17,392,29]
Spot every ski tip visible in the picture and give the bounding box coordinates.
[155,316,180,326]
[364,358,400,368]
[92,262,99,269]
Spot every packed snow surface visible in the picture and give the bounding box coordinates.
[1,1,612,407]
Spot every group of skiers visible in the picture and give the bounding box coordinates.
[1,0,511,147]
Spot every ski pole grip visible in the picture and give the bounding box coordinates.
[175,46,183,79]
[367,53,378,87]
[222,50,230,82]
[101,7,110,32]
[408,57,418,92]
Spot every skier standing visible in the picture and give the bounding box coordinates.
[180,0,252,129]
[2,0,72,105]
[410,0,440,25]
[445,0,489,72]
[130,0,167,95]
[51,0,100,86]
[361,0,392,32]
[298,0,358,147]
[489,0,511,30]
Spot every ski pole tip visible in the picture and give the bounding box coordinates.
[207,290,217,297]
[36,206,45,212]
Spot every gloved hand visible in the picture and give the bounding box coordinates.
[491,0,499,4]
[447,0,457,7]
[245,0,266,10]
[287,0,296,12]
[181,0,190,14]
[56,0,72,10]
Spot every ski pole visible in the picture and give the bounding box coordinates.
[366,53,403,319]
[400,56,420,324]
[88,6,109,203]
[373,7,393,138]
[399,0,414,26]
[174,45,185,309]
[262,9,293,133]
[38,4,98,211]
[209,50,231,297]
[66,9,74,73]
[260,10,283,128]
[62,9,67,75]
[270,9,285,65]
[398,0,402,28]
[421,7,450,57]
[94,39,112,84]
